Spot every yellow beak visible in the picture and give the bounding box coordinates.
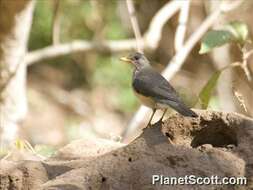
[120,56,132,63]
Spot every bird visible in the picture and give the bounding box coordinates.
[120,52,197,126]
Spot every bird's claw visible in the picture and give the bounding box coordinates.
[157,119,164,125]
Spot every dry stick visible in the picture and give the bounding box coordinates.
[242,49,252,81]
[242,60,251,81]
[24,39,137,65]
[174,0,190,52]
[122,1,243,142]
[232,87,248,112]
[144,0,182,49]
[24,0,182,65]
[222,62,248,112]
[52,0,61,45]
[126,0,143,53]
[244,49,253,59]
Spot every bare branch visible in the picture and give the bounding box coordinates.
[244,49,253,59]
[52,0,61,45]
[174,0,190,52]
[24,39,137,65]
[162,9,220,81]
[220,0,243,12]
[25,0,182,65]
[126,0,143,53]
[241,47,253,81]
[242,58,252,81]
[144,0,182,49]
[232,86,247,112]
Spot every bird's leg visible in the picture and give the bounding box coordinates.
[158,109,167,123]
[147,109,156,127]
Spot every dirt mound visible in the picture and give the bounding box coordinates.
[0,110,252,190]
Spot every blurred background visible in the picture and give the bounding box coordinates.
[0,0,253,157]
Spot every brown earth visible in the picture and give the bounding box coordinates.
[0,110,253,190]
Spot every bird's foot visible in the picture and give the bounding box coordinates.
[157,119,164,125]
[147,120,164,128]
[146,123,152,128]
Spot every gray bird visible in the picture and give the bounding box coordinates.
[120,52,197,126]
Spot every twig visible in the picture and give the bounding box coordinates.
[242,59,252,81]
[52,0,61,45]
[244,49,253,59]
[220,0,243,12]
[24,0,182,65]
[122,0,243,143]
[242,48,253,81]
[162,9,220,80]
[232,86,248,112]
[174,0,190,52]
[24,39,137,65]
[144,0,182,49]
[126,0,143,53]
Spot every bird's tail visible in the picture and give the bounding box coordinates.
[175,103,198,117]
[160,99,198,117]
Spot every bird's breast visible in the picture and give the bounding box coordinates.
[133,90,156,108]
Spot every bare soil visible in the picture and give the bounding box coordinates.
[1,110,253,190]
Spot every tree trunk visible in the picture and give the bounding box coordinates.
[0,0,35,146]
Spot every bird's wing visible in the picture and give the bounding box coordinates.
[132,67,181,103]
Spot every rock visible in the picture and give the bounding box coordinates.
[0,160,48,190]
[1,110,253,190]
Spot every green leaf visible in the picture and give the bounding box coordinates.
[199,71,222,109]
[199,30,234,54]
[226,21,248,44]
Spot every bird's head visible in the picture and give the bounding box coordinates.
[120,52,150,70]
